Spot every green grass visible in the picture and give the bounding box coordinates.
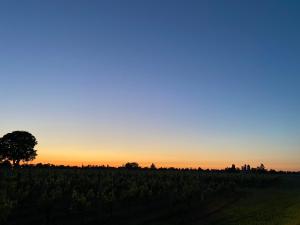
[1,168,298,225]
[203,175,300,225]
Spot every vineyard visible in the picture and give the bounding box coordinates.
[0,167,279,225]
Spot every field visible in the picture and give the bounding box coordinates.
[203,175,300,225]
[0,167,299,225]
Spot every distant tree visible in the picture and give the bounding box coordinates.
[225,164,238,173]
[257,163,266,173]
[0,131,37,167]
[124,162,140,169]
[246,164,251,171]
[241,164,251,172]
[241,164,246,171]
[150,163,156,170]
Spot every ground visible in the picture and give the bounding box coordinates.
[201,175,300,225]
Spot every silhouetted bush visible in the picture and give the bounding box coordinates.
[124,162,140,169]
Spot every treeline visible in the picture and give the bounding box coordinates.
[0,132,298,224]
[1,131,298,175]
[1,161,298,175]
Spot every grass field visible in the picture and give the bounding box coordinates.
[0,168,299,225]
[201,175,300,225]
[142,175,300,225]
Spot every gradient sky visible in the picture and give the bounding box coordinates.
[0,0,299,170]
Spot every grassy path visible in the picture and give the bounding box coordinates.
[203,175,300,225]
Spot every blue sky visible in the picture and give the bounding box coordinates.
[0,0,299,170]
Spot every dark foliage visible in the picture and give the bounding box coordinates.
[124,162,140,169]
[0,166,279,225]
[0,160,12,169]
[0,131,37,166]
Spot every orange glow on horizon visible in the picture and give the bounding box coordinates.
[30,141,300,172]
[33,155,300,171]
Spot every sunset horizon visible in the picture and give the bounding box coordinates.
[1,1,300,224]
[1,0,299,172]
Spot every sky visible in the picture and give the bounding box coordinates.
[0,0,299,170]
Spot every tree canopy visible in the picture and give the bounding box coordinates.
[124,162,140,169]
[0,131,37,166]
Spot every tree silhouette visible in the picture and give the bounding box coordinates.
[150,163,157,170]
[124,162,140,169]
[0,131,37,166]
[247,164,251,171]
[257,163,266,172]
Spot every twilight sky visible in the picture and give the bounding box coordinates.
[0,0,299,170]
